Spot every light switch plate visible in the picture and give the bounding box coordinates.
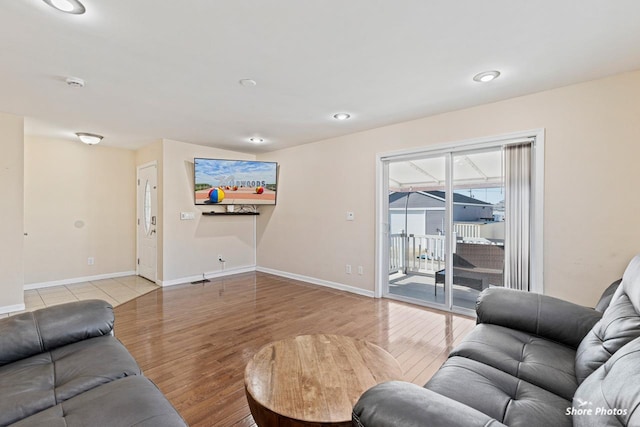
[346,211,354,221]
[180,212,195,220]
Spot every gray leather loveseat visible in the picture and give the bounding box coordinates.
[353,254,640,427]
[0,299,187,426]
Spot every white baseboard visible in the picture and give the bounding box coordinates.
[158,266,257,287]
[20,266,375,300]
[24,271,137,291]
[0,303,26,315]
[255,266,375,298]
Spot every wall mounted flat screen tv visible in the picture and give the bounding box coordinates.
[194,158,278,205]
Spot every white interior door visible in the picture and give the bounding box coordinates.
[137,164,157,282]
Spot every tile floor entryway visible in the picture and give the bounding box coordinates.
[0,276,159,318]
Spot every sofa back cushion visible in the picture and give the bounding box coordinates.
[0,300,114,366]
[595,279,622,312]
[575,256,640,383]
[573,336,640,427]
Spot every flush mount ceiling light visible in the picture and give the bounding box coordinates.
[239,79,257,87]
[332,113,351,121]
[65,76,85,88]
[249,137,264,143]
[473,70,501,83]
[76,132,103,145]
[42,0,86,14]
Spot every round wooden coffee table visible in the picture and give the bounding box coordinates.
[244,334,403,427]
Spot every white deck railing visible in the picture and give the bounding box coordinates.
[389,233,450,274]
[389,233,405,273]
[453,223,481,238]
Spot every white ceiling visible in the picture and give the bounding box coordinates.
[1,1,640,153]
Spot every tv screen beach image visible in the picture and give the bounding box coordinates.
[194,159,277,205]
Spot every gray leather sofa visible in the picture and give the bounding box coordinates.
[0,299,187,427]
[353,254,640,427]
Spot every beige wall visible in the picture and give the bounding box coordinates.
[0,112,24,312]
[256,138,376,291]
[23,137,136,285]
[158,139,257,284]
[258,70,640,306]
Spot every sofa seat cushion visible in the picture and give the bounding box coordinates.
[425,356,572,427]
[450,323,578,400]
[0,336,140,425]
[9,376,187,427]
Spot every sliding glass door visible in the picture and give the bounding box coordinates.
[379,132,542,316]
[387,154,450,307]
[450,149,505,311]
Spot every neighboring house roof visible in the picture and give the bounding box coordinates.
[426,191,492,206]
[389,191,492,209]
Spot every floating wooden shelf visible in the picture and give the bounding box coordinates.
[202,211,259,216]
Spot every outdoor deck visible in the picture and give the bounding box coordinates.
[389,272,483,310]
[389,231,504,310]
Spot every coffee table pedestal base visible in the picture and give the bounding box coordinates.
[246,387,351,427]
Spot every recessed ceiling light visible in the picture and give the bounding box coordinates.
[333,113,351,120]
[473,70,501,83]
[42,0,86,14]
[239,79,257,87]
[249,137,264,143]
[76,132,103,145]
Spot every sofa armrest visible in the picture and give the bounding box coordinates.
[352,381,506,427]
[0,299,114,366]
[476,288,602,348]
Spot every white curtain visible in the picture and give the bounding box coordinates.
[504,143,532,291]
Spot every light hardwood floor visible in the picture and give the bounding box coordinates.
[114,272,475,427]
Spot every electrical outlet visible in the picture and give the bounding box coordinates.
[358,266,363,275]
[346,264,352,274]
[87,257,94,266]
